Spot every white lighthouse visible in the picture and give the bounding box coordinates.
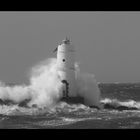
[56,38,77,97]
[53,38,101,108]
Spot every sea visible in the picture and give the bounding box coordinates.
[0,83,140,129]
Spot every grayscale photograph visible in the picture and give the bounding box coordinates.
[0,12,139,129]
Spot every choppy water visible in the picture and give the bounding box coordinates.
[1,83,140,129]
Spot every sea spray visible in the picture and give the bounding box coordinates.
[0,58,101,108]
[28,58,64,108]
[0,58,64,108]
[0,84,32,103]
[75,63,101,107]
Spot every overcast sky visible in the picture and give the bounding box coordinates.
[0,12,140,84]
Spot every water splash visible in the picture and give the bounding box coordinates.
[0,57,101,109]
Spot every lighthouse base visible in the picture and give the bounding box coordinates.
[60,96,100,109]
[60,96,84,104]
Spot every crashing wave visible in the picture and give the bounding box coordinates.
[101,98,140,110]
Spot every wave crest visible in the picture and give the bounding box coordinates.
[101,98,140,110]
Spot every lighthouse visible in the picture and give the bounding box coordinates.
[56,38,77,97]
[53,38,101,108]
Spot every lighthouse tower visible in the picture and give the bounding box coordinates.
[56,38,77,97]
